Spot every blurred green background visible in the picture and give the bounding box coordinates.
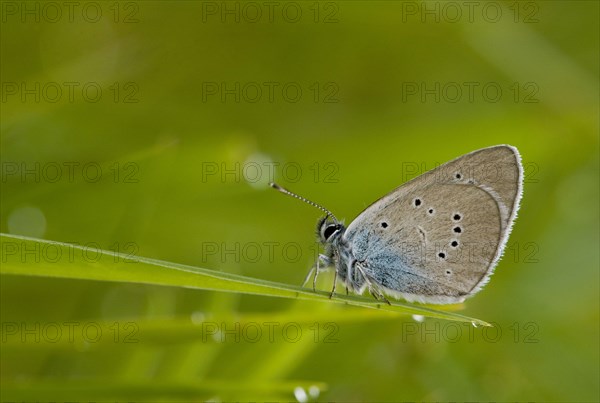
[1,0,598,401]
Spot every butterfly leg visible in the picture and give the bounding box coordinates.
[316,254,331,292]
[369,288,391,305]
[303,253,339,298]
[355,263,391,305]
[301,265,315,289]
[303,254,330,293]
[329,268,338,299]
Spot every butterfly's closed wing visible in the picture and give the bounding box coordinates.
[343,145,523,304]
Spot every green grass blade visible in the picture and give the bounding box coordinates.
[0,379,327,401]
[0,233,490,326]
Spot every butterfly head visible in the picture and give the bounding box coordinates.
[317,216,345,245]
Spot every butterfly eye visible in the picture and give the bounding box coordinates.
[323,225,338,240]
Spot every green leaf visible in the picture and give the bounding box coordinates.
[0,233,490,326]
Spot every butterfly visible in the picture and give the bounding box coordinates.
[271,145,523,304]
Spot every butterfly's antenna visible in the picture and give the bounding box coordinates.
[269,182,338,222]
